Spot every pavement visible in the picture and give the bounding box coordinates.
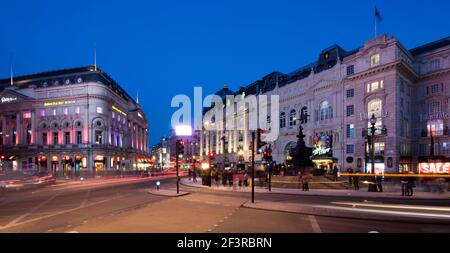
[181,179,450,200]
[148,189,189,197]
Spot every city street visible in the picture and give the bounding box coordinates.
[0,177,449,233]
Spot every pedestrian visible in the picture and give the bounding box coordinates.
[375,176,383,192]
[400,173,408,196]
[303,171,312,191]
[353,169,360,191]
[192,169,197,183]
[347,167,354,186]
[333,166,339,181]
[406,172,416,196]
[298,171,303,189]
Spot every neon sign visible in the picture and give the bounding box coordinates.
[112,105,127,116]
[44,100,76,106]
[1,97,17,103]
[312,135,332,156]
[419,163,450,174]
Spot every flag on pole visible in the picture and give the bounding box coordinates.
[375,7,382,22]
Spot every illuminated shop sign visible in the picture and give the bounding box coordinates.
[419,163,450,174]
[112,105,127,116]
[1,97,18,103]
[312,135,332,156]
[44,100,76,106]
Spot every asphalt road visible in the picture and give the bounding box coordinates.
[0,177,449,233]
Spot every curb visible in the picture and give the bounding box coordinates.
[181,181,450,201]
[147,189,190,197]
[242,201,450,225]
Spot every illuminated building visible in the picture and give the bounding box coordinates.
[0,66,150,176]
[200,35,450,174]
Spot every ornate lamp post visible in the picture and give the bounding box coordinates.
[368,114,378,192]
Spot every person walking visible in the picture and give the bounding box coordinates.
[406,173,416,196]
[400,173,408,196]
[303,171,312,191]
[353,169,360,191]
[347,167,354,186]
[375,176,383,192]
[333,166,339,181]
[192,169,197,183]
[298,171,303,190]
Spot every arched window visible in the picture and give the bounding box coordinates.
[280,112,286,128]
[320,101,332,120]
[289,110,297,127]
[367,99,383,134]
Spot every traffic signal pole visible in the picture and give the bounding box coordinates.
[251,132,255,203]
[176,141,179,194]
[268,144,272,192]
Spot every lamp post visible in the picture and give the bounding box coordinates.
[368,114,377,192]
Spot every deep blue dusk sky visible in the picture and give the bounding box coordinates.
[1,0,449,145]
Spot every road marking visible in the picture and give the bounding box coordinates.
[67,231,79,233]
[332,202,450,212]
[369,231,380,233]
[80,189,91,207]
[0,194,127,231]
[318,205,450,219]
[5,194,58,227]
[308,215,322,233]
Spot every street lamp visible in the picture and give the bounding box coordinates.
[368,113,377,192]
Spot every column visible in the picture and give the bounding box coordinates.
[200,131,204,156]
[130,123,134,148]
[31,112,35,145]
[16,112,21,145]
[1,116,6,145]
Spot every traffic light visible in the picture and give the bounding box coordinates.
[177,140,185,155]
[0,155,4,161]
[256,128,267,151]
[263,147,268,160]
[208,152,215,160]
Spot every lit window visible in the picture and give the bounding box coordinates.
[319,101,333,120]
[370,54,380,67]
[76,107,81,114]
[112,111,115,119]
[366,80,384,93]
[40,109,46,117]
[23,112,32,119]
[63,108,68,115]
[427,120,444,136]
[96,107,103,114]
[289,110,296,127]
[52,109,57,116]
[346,124,355,138]
[368,99,383,134]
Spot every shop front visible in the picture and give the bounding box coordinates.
[94,155,106,172]
[51,155,58,175]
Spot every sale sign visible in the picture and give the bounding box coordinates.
[418,163,450,174]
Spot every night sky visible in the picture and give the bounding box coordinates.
[1,0,449,145]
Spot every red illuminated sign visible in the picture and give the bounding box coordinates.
[419,163,450,174]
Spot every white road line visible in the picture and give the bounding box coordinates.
[6,194,58,227]
[308,215,322,233]
[332,202,450,212]
[318,205,450,219]
[80,189,91,207]
[0,194,127,231]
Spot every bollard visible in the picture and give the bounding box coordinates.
[156,181,161,191]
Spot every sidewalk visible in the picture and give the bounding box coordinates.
[181,179,450,200]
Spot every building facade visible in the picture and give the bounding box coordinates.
[200,35,450,174]
[0,66,150,176]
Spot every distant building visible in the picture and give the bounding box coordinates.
[151,137,170,168]
[0,66,150,176]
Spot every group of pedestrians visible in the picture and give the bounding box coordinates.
[346,167,360,191]
[401,172,416,196]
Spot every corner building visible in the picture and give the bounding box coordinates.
[200,35,450,174]
[0,66,150,176]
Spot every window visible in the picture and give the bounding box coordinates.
[400,80,405,93]
[95,131,103,144]
[53,132,59,145]
[64,132,70,144]
[368,99,383,134]
[52,109,57,116]
[346,124,355,138]
[280,112,286,128]
[319,101,332,120]
[346,65,354,75]
[23,112,31,119]
[430,84,440,94]
[63,108,68,115]
[96,107,103,114]
[346,89,354,98]
[76,131,82,144]
[427,120,444,136]
[289,110,296,127]
[370,54,380,67]
[374,143,385,155]
[26,125,31,144]
[366,80,384,93]
[346,144,355,154]
[112,112,115,119]
[429,59,440,72]
[111,134,114,145]
[428,101,441,116]
[76,107,81,114]
[116,136,120,147]
[39,109,46,117]
[346,105,354,117]
[42,133,47,145]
